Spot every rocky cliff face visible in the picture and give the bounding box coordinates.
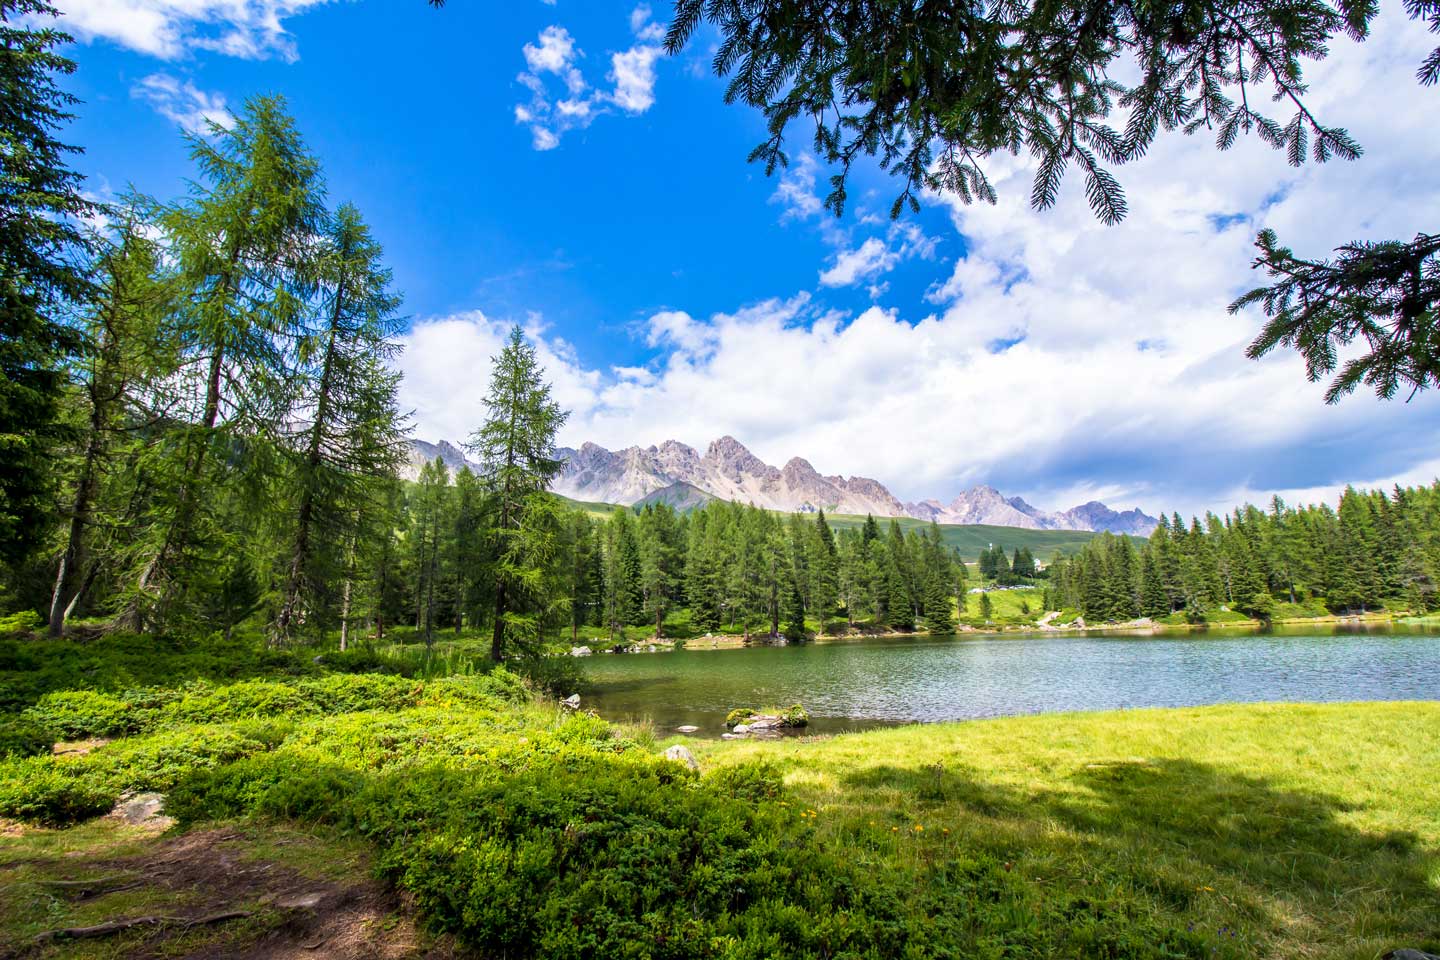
[407,435,1159,534]
[551,435,908,516]
[402,439,478,481]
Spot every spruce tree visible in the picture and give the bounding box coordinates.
[924,574,954,633]
[0,0,97,566]
[468,325,567,662]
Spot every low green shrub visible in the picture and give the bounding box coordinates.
[0,611,42,639]
[25,689,145,739]
[164,679,318,724]
[295,674,423,714]
[0,715,53,758]
[0,756,115,826]
[83,725,270,794]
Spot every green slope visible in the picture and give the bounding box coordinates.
[824,512,1111,560]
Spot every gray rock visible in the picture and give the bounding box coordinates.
[111,792,174,828]
[569,645,592,657]
[731,723,752,734]
[676,725,699,734]
[748,716,782,730]
[561,694,581,710]
[1383,951,1440,960]
[662,744,700,770]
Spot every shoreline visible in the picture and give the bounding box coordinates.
[573,609,1419,655]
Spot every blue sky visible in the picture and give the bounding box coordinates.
[52,0,1440,517]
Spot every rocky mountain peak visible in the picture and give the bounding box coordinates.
[413,435,1158,534]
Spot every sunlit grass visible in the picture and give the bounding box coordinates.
[689,701,1440,959]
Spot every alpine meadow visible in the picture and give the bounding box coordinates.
[2,0,1439,957]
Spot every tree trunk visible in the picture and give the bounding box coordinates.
[275,281,343,645]
[49,428,103,636]
[491,582,506,662]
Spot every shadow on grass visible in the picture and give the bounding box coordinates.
[841,757,1439,951]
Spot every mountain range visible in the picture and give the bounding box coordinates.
[404,436,1158,535]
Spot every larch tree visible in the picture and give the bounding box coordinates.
[48,207,176,636]
[468,325,567,663]
[271,202,406,645]
[121,96,324,631]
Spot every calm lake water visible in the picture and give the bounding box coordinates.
[581,625,1440,736]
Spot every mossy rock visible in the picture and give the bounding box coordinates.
[725,708,758,729]
[778,704,809,728]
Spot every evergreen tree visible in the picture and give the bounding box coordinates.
[272,203,405,644]
[638,503,682,637]
[468,325,567,662]
[924,574,954,633]
[121,96,324,631]
[0,0,97,567]
[47,208,176,635]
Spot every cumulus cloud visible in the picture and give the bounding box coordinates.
[819,222,939,291]
[513,6,667,150]
[407,9,1440,520]
[131,73,232,132]
[53,0,333,61]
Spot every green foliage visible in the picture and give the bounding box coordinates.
[25,689,142,738]
[0,714,52,758]
[0,0,97,567]
[0,756,114,826]
[1047,484,1440,622]
[725,708,757,728]
[778,703,809,727]
[0,610,42,638]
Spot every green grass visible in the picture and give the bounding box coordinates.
[959,587,1046,626]
[826,513,1138,560]
[5,633,1437,958]
[689,701,1440,960]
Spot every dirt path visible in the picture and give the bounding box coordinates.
[0,822,464,960]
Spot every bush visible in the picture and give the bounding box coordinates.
[0,715,53,758]
[163,679,317,724]
[0,611,42,639]
[0,756,115,826]
[25,689,145,739]
[84,725,270,794]
[296,674,423,714]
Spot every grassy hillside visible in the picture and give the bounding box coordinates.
[827,511,1118,560]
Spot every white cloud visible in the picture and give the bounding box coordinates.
[513,7,667,150]
[53,0,333,61]
[523,24,586,94]
[819,222,939,291]
[408,9,1440,521]
[819,238,898,287]
[131,73,232,132]
[608,42,662,113]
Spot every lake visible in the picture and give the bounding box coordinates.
[581,624,1440,736]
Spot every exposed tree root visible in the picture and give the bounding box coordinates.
[34,909,251,943]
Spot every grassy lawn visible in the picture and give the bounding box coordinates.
[686,701,1440,959]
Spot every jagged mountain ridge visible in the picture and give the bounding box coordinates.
[404,436,1158,535]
